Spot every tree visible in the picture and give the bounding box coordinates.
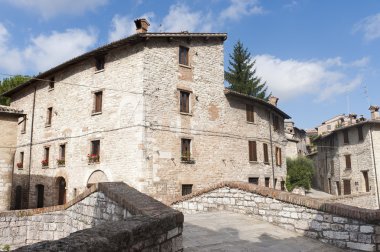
[285,156,314,191]
[0,75,30,105]
[225,40,270,100]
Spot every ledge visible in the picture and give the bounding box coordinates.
[91,111,102,116]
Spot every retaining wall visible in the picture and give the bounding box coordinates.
[171,181,380,252]
[327,192,378,210]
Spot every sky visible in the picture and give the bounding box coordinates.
[0,0,379,129]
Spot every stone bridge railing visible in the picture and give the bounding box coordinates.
[0,182,183,252]
[171,181,380,252]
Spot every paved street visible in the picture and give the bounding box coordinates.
[183,212,345,252]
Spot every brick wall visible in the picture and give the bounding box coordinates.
[172,181,380,251]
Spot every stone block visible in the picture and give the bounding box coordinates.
[358,234,373,244]
[332,217,348,224]
[322,231,349,240]
[331,224,344,231]
[345,224,359,232]
[360,225,374,233]
[347,242,376,251]
[294,220,309,230]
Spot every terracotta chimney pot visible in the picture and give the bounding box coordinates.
[134,18,150,33]
[268,96,279,107]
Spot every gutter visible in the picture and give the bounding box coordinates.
[27,85,37,209]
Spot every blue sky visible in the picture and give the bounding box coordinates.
[0,0,379,129]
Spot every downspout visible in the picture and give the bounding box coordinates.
[268,111,275,188]
[10,151,15,210]
[369,124,380,209]
[27,85,37,209]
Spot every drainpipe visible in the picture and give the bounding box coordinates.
[369,124,380,209]
[268,111,275,188]
[27,85,37,209]
[10,151,15,210]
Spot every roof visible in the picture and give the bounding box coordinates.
[224,89,291,119]
[3,32,228,97]
[0,105,24,115]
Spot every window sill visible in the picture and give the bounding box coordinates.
[181,159,195,164]
[42,166,49,169]
[249,161,258,164]
[88,162,100,165]
[91,111,102,116]
[179,64,191,69]
[264,162,270,165]
[17,167,23,170]
[95,69,105,74]
[58,164,65,167]
[48,88,54,92]
[247,121,255,124]
[45,124,51,128]
[21,130,26,134]
[180,112,192,116]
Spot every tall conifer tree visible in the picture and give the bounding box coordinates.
[225,41,270,100]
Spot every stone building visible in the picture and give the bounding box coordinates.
[0,105,24,210]
[284,120,308,158]
[316,113,365,135]
[2,19,290,208]
[313,106,380,207]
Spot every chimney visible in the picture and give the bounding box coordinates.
[268,96,279,107]
[134,18,150,33]
[369,105,380,120]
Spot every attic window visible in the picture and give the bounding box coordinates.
[95,55,105,71]
[48,77,55,90]
[179,46,189,66]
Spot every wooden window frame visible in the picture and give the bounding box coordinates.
[265,177,270,187]
[179,46,189,66]
[343,179,351,195]
[358,126,364,141]
[58,144,66,166]
[46,107,53,126]
[180,91,190,114]
[263,143,269,164]
[275,147,282,167]
[93,91,103,114]
[248,141,257,162]
[248,177,259,185]
[181,138,192,162]
[95,55,105,71]
[345,154,351,170]
[90,140,100,163]
[246,104,254,123]
[43,147,50,167]
[182,184,193,196]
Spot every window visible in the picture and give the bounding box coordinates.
[330,160,334,176]
[274,179,278,188]
[58,144,66,166]
[48,77,55,90]
[46,107,52,126]
[181,139,191,161]
[90,140,100,163]
[248,141,257,162]
[248,177,259,185]
[358,126,364,141]
[343,180,351,195]
[281,181,285,191]
[265,177,270,187]
[21,115,26,133]
[263,143,269,164]
[95,55,105,71]
[182,184,192,196]
[180,91,190,113]
[343,130,349,144]
[17,152,24,169]
[246,104,254,122]
[179,46,189,66]
[275,147,282,166]
[43,147,49,167]
[362,171,370,192]
[345,154,351,169]
[336,181,341,195]
[15,186,22,210]
[93,91,103,113]
[273,115,280,131]
[36,184,44,208]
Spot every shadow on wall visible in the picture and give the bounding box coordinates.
[10,173,76,210]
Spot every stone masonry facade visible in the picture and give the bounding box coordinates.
[0,182,184,251]
[5,31,289,207]
[172,182,380,251]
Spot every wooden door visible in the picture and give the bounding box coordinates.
[343,180,351,195]
[36,185,44,208]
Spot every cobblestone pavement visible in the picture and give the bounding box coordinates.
[183,212,345,252]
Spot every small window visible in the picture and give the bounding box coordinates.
[281,181,285,191]
[20,115,26,133]
[273,115,280,131]
[358,126,364,141]
[42,147,49,167]
[248,177,259,185]
[89,140,100,163]
[343,180,351,195]
[181,139,191,161]
[182,184,192,196]
[246,104,254,122]
[179,46,189,66]
[93,91,103,113]
[180,91,190,113]
[263,143,269,164]
[48,77,55,90]
[58,144,66,166]
[17,152,24,169]
[345,154,351,169]
[343,130,349,144]
[95,55,105,71]
[275,147,282,166]
[248,141,257,162]
[36,184,44,208]
[46,107,52,126]
[265,177,270,187]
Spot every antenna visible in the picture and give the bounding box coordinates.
[362,82,371,107]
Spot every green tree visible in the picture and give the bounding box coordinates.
[0,75,30,105]
[285,156,314,191]
[225,40,270,100]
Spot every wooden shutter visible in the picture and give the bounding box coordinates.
[246,104,254,122]
[263,143,269,163]
[47,107,52,125]
[358,126,363,141]
[249,141,257,161]
[273,115,279,131]
[181,139,191,160]
[343,180,351,195]
[276,147,282,166]
[345,155,351,169]
[45,147,49,165]
[180,91,190,113]
[179,46,189,65]
[95,92,102,112]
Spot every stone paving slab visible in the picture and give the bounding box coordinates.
[183,211,345,252]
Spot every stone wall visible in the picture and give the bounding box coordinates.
[171,182,380,251]
[0,182,183,251]
[328,192,378,210]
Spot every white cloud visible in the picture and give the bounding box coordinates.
[108,12,156,42]
[0,23,97,74]
[254,55,363,102]
[161,3,213,32]
[1,0,108,19]
[353,13,380,41]
[219,0,264,22]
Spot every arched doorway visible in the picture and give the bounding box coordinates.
[36,184,44,208]
[15,186,22,210]
[57,177,66,205]
[87,170,108,188]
